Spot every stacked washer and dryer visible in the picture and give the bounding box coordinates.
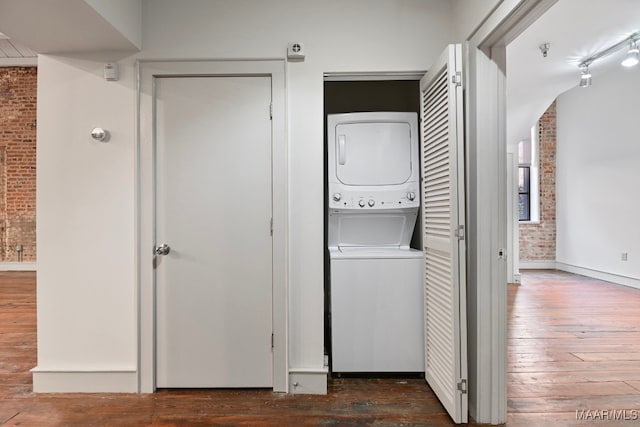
[328,112,425,373]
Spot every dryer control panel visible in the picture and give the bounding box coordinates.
[329,188,420,210]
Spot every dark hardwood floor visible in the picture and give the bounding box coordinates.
[0,271,458,426]
[2,270,640,426]
[508,270,640,426]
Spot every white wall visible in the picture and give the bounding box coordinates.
[84,0,142,49]
[450,0,502,41]
[35,0,453,390]
[556,66,640,284]
[36,54,137,374]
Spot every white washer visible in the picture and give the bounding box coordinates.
[327,112,424,373]
[330,247,424,372]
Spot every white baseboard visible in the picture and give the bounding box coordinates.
[31,368,137,393]
[0,262,36,272]
[555,263,640,290]
[288,368,328,394]
[519,261,556,270]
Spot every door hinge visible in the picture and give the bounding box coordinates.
[498,248,506,260]
[269,103,273,120]
[455,225,465,241]
[270,218,273,236]
[452,71,462,88]
[457,379,467,394]
[271,333,274,349]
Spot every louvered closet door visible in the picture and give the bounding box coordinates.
[420,44,468,424]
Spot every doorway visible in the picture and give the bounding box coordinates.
[322,78,421,370]
[323,50,470,423]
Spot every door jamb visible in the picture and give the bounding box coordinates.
[463,0,558,424]
[136,60,288,393]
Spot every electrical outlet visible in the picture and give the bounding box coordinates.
[621,252,628,261]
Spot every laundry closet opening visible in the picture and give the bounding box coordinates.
[323,78,424,378]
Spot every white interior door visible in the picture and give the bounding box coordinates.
[154,76,273,388]
[420,44,468,423]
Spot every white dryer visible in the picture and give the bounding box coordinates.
[327,112,424,373]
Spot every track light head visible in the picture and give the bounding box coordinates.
[621,40,639,67]
[577,32,640,81]
[539,43,551,58]
[579,65,592,88]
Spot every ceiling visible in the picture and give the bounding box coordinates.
[0,31,36,65]
[507,0,640,144]
[0,0,140,55]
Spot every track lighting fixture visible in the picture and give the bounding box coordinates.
[621,40,639,67]
[579,65,592,88]
[577,31,640,87]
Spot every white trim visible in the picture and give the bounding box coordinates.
[470,0,558,50]
[465,2,559,424]
[519,261,556,269]
[519,262,640,289]
[0,262,36,271]
[137,60,288,393]
[506,146,519,284]
[31,369,137,393]
[288,367,329,373]
[0,57,37,67]
[470,0,558,75]
[323,71,425,81]
[464,45,508,425]
[288,368,328,394]
[556,263,640,290]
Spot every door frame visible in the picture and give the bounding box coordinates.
[464,0,558,423]
[136,60,288,393]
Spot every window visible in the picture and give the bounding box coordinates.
[518,124,539,222]
[518,166,530,221]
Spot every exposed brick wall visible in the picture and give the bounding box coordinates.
[519,101,556,262]
[0,67,37,262]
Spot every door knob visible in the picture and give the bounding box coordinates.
[154,243,171,256]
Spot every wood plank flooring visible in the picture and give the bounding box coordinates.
[507,270,640,426]
[0,271,459,426]
[3,270,640,425]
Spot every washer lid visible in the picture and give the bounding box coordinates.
[330,247,423,259]
[328,208,418,249]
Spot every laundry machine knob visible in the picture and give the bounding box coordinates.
[333,193,342,202]
[407,192,416,201]
[358,200,366,208]
[368,199,375,207]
